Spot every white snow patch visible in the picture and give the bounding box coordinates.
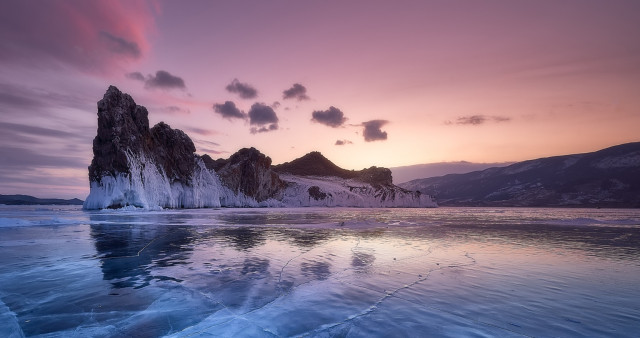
[279,175,437,208]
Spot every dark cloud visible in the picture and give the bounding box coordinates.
[226,79,258,99]
[362,120,389,142]
[446,115,512,125]
[248,103,279,133]
[312,106,347,128]
[283,83,310,101]
[126,72,145,81]
[335,139,353,146]
[248,103,279,125]
[271,101,281,109]
[145,70,186,90]
[213,101,246,120]
[99,31,141,59]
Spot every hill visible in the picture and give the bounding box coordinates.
[0,194,84,206]
[399,142,640,208]
[390,161,513,184]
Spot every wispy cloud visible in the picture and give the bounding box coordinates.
[0,1,153,73]
[99,31,141,59]
[445,115,512,126]
[335,139,353,146]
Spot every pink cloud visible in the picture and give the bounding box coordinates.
[0,0,156,74]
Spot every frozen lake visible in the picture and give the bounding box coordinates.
[1,206,639,337]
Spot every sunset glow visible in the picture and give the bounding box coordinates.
[1,0,639,198]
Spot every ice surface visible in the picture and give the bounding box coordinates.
[1,207,639,337]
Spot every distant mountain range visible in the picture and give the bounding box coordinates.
[0,194,84,206]
[399,142,640,208]
[390,161,513,184]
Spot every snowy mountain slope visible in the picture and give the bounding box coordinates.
[389,161,513,184]
[399,142,640,207]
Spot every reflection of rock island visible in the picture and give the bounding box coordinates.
[83,86,436,209]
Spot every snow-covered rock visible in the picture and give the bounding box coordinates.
[279,175,436,207]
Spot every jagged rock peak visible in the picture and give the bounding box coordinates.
[209,147,284,202]
[88,85,197,184]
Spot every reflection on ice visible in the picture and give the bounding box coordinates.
[0,207,639,337]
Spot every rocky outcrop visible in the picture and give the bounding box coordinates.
[273,152,393,186]
[84,86,436,209]
[84,86,219,209]
[203,147,284,202]
[88,86,198,185]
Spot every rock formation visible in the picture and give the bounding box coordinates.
[84,86,436,209]
[202,147,284,202]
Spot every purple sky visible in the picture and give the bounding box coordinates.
[1,0,639,199]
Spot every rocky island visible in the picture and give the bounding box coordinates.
[83,86,436,209]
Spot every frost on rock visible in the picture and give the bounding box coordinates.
[84,153,223,209]
[280,175,436,207]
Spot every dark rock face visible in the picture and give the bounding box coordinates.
[400,142,640,208]
[274,151,357,179]
[149,122,196,182]
[273,151,393,186]
[308,186,328,200]
[357,167,393,186]
[88,86,197,185]
[207,147,285,202]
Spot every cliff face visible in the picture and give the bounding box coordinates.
[85,86,219,209]
[88,86,197,185]
[203,147,284,202]
[89,86,151,182]
[84,86,436,209]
